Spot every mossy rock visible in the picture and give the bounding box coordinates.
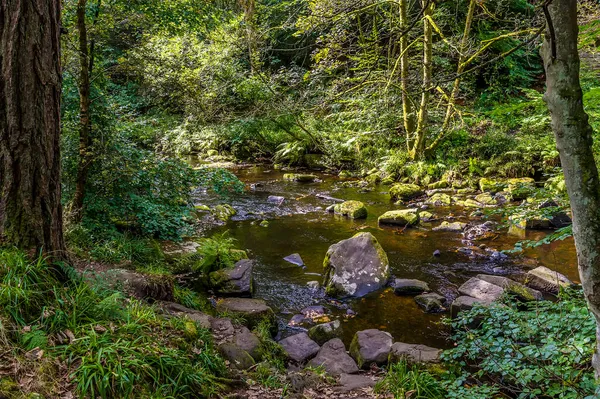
[389,183,423,201]
[378,209,419,226]
[509,214,552,230]
[507,178,536,200]
[259,220,270,227]
[283,173,318,183]
[212,204,237,221]
[308,320,342,345]
[334,200,368,219]
[427,180,448,189]
[365,173,381,185]
[195,204,211,211]
[218,343,255,370]
[462,199,482,208]
[207,149,219,157]
[381,177,395,186]
[419,211,434,222]
[230,249,248,263]
[479,178,507,193]
[427,193,452,206]
[216,298,276,332]
[475,193,497,206]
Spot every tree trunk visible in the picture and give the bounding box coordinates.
[399,0,416,149]
[542,0,600,377]
[72,0,92,222]
[0,0,66,260]
[240,0,258,72]
[410,0,433,159]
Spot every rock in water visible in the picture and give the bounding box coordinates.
[283,173,318,183]
[209,259,254,296]
[349,329,393,368]
[476,274,543,301]
[322,232,390,297]
[526,266,574,294]
[450,296,493,319]
[389,184,423,201]
[284,253,305,267]
[308,320,342,345]
[393,279,430,295]
[267,195,285,205]
[378,209,419,226]
[212,204,237,221]
[279,332,320,363]
[414,293,446,313]
[308,338,359,376]
[333,200,368,219]
[432,221,467,232]
[458,277,505,302]
[388,342,441,364]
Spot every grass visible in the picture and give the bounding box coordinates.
[0,248,227,398]
[375,361,446,399]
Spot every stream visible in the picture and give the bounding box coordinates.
[194,164,579,349]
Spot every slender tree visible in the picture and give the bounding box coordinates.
[541,0,600,377]
[0,0,66,260]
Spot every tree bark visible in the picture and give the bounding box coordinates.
[72,0,92,222]
[542,0,600,377]
[0,0,66,260]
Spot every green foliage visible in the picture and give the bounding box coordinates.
[443,289,598,398]
[194,233,239,274]
[375,361,446,399]
[0,249,227,398]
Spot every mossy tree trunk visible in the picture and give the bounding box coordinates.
[542,0,600,377]
[0,0,67,260]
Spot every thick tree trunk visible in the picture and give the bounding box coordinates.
[0,0,66,260]
[542,0,600,377]
[72,0,92,222]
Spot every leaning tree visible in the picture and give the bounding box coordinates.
[0,0,67,260]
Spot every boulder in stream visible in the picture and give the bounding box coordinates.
[333,200,368,219]
[308,338,359,376]
[476,274,543,301]
[427,193,452,206]
[284,253,305,267]
[378,209,419,226]
[349,329,393,369]
[279,332,320,363]
[267,195,285,205]
[209,259,254,296]
[389,184,423,201]
[283,173,318,183]
[393,279,430,295]
[458,277,505,302]
[308,320,342,345]
[526,266,574,294]
[322,232,390,297]
[414,293,446,313]
[388,342,442,364]
[432,221,467,232]
[212,204,237,221]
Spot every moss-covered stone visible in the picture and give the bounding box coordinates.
[207,149,219,157]
[334,200,368,219]
[427,193,452,206]
[389,184,423,201]
[479,178,507,193]
[462,199,482,208]
[216,298,276,331]
[427,180,448,189]
[365,173,381,185]
[378,209,419,226]
[212,204,237,221]
[194,204,210,211]
[475,193,497,205]
[308,320,342,345]
[283,173,318,183]
[339,170,353,178]
[507,178,536,200]
[419,211,434,222]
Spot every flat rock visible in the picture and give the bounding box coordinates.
[526,266,574,294]
[218,342,255,370]
[156,301,213,329]
[378,209,419,226]
[209,259,254,296]
[393,279,430,295]
[414,293,446,313]
[450,296,493,318]
[349,329,393,368]
[308,338,359,376]
[389,342,442,364]
[284,253,305,267]
[433,221,467,232]
[335,373,376,393]
[476,274,543,301]
[323,232,390,297]
[458,277,505,301]
[216,298,275,330]
[279,332,320,363]
[267,195,285,205]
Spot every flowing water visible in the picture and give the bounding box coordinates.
[194,164,578,348]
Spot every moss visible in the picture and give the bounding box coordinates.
[333,200,368,219]
[283,173,317,182]
[475,193,496,205]
[427,180,448,189]
[212,204,237,221]
[479,178,507,193]
[389,184,423,201]
[427,193,452,206]
[378,209,419,226]
[349,334,366,369]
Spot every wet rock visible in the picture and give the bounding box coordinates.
[233,326,262,361]
[393,279,430,295]
[322,232,390,297]
[427,193,452,206]
[212,204,237,221]
[209,259,254,297]
[284,253,305,267]
[458,277,505,301]
[419,211,435,222]
[335,373,376,393]
[433,250,441,257]
[475,193,497,206]
[325,204,336,213]
[308,320,342,345]
[526,266,574,294]
[427,180,449,189]
[479,178,507,193]
[267,195,285,205]
[432,221,466,232]
[216,298,276,330]
[414,293,446,313]
[464,223,495,241]
[194,204,210,211]
[349,329,393,368]
[333,200,368,219]
[301,305,327,321]
[279,332,320,363]
[462,198,482,208]
[538,200,572,227]
[389,342,441,364]
[156,301,213,329]
[378,209,419,226]
[284,173,318,183]
[509,214,553,230]
[306,281,320,290]
[218,342,255,370]
[308,338,359,376]
[389,183,423,201]
[288,314,310,327]
[259,220,270,227]
[450,296,493,318]
[476,274,543,301]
